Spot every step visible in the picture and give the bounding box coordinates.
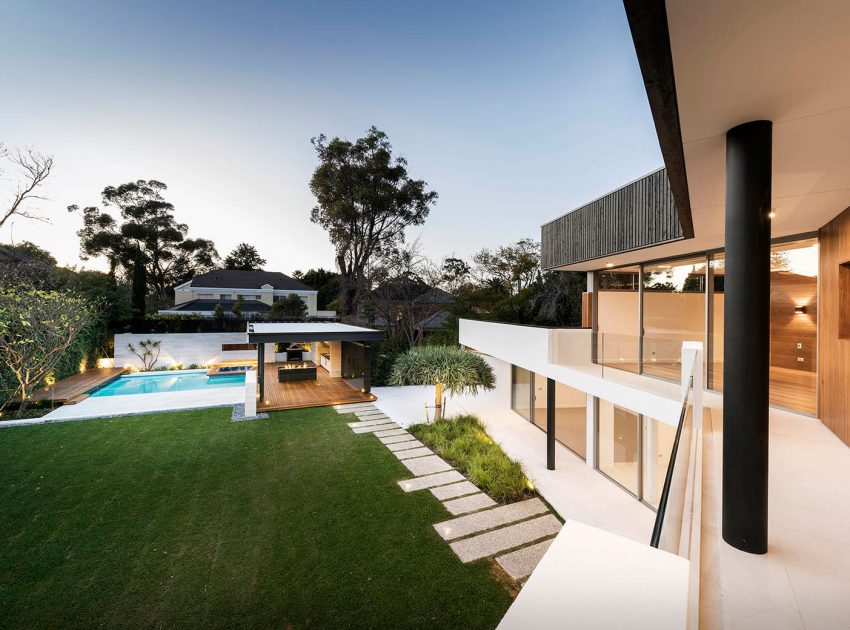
[398,470,465,492]
[430,481,481,501]
[335,403,376,412]
[353,413,390,421]
[394,447,434,460]
[385,439,425,452]
[374,428,408,438]
[496,538,555,580]
[443,493,497,516]
[434,498,548,541]
[354,408,386,416]
[401,455,453,477]
[379,434,418,445]
[347,418,393,428]
[351,423,398,434]
[450,514,561,563]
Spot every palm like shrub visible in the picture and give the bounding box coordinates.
[388,345,495,419]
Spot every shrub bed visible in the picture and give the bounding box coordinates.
[409,414,534,504]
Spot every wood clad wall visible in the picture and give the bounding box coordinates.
[541,168,684,269]
[770,273,817,371]
[819,207,850,446]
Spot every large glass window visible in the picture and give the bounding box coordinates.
[597,400,640,495]
[710,238,818,415]
[642,256,707,380]
[532,374,587,459]
[511,365,533,421]
[641,416,678,509]
[597,266,640,373]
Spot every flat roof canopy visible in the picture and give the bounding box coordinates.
[246,322,384,344]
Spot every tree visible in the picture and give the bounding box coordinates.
[389,345,495,420]
[0,286,100,414]
[231,295,244,318]
[309,126,437,316]
[0,144,54,230]
[224,243,266,270]
[69,180,219,302]
[293,268,340,311]
[530,271,585,326]
[131,245,147,316]
[473,238,540,296]
[269,294,308,318]
[128,339,161,371]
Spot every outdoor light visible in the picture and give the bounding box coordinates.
[768,210,777,219]
[606,263,614,268]
[795,305,807,314]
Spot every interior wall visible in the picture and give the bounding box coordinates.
[770,272,818,371]
[819,207,850,445]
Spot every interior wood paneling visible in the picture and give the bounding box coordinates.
[819,207,850,446]
[770,272,817,372]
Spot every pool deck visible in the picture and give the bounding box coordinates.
[258,362,375,412]
[31,368,127,404]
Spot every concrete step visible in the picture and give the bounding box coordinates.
[449,514,561,563]
[385,439,426,452]
[351,422,398,434]
[496,538,555,581]
[430,481,481,501]
[334,403,376,412]
[401,455,453,477]
[347,418,392,428]
[443,493,497,516]
[434,498,548,541]
[398,470,465,492]
[379,434,418,445]
[374,428,408,438]
[394,447,434,460]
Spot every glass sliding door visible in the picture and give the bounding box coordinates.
[642,256,707,380]
[597,266,641,372]
[532,374,587,460]
[597,400,640,495]
[511,365,533,421]
[641,416,678,509]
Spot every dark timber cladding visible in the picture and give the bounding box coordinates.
[541,168,683,269]
[722,120,772,555]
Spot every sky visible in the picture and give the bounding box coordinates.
[1,0,662,276]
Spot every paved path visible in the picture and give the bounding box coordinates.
[335,402,562,583]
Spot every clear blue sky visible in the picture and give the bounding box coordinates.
[1,0,662,274]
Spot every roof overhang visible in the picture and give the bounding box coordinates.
[592,0,850,271]
[246,322,384,344]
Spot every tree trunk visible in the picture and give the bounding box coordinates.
[17,395,29,417]
[338,274,359,317]
[434,382,443,420]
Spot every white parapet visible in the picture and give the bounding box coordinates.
[244,370,257,418]
[498,520,689,630]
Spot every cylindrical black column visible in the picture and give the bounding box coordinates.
[547,378,556,470]
[258,343,265,399]
[722,120,772,554]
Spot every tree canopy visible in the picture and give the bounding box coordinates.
[269,294,308,318]
[309,126,437,315]
[69,180,219,304]
[224,243,266,271]
[292,268,340,311]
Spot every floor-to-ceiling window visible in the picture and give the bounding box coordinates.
[532,374,587,459]
[597,400,640,495]
[642,256,707,380]
[597,266,640,373]
[511,365,533,421]
[641,416,678,509]
[709,237,818,415]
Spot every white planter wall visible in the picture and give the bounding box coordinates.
[114,333,255,369]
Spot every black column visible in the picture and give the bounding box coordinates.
[547,378,556,470]
[258,343,265,400]
[722,120,772,554]
[362,344,372,394]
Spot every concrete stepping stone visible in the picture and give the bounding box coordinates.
[335,402,375,409]
[496,538,555,581]
[385,439,425,452]
[401,455,453,476]
[374,428,408,437]
[351,423,398,434]
[443,493,497,516]
[335,404,376,413]
[449,514,561,563]
[434,498,548,541]
[398,470,465,492]
[379,434,417,445]
[430,481,481,501]
[354,413,390,421]
[394,447,433,460]
[347,418,393,428]
[354,409,386,417]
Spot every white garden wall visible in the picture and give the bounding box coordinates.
[114,333,256,369]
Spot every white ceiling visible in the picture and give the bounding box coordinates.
[562,0,850,271]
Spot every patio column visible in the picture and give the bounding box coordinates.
[257,343,265,400]
[547,377,556,470]
[362,344,372,394]
[722,120,772,555]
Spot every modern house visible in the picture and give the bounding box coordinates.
[158,269,334,318]
[461,1,850,627]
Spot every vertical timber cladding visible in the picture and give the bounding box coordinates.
[541,168,684,269]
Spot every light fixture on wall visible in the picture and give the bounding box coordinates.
[768,208,777,219]
[795,305,807,314]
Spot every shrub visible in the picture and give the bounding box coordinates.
[409,414,533,503]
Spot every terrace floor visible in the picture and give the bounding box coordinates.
[31,367,126,404]
[258,362,375,412]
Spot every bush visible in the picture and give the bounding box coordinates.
[408,415,533,503]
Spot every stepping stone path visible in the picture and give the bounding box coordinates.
[334,402,562,584]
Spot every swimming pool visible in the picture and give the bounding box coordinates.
[90,371,246,397]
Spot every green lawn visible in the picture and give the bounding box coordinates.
[0,407,513,629]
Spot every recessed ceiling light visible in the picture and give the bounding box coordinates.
[606,263,614,268]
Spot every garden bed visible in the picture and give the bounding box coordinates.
[409,414,534,504]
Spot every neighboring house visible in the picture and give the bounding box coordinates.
[364,280,454,343]
[458,2,850,627]
[158,269,332,318]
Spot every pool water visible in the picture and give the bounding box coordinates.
[90,371,246,397]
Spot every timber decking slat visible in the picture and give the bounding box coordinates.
[258,363,375,412]
[31,368,127,403]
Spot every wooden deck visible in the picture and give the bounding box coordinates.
[31,367,127,404]
[258,362,375,412]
